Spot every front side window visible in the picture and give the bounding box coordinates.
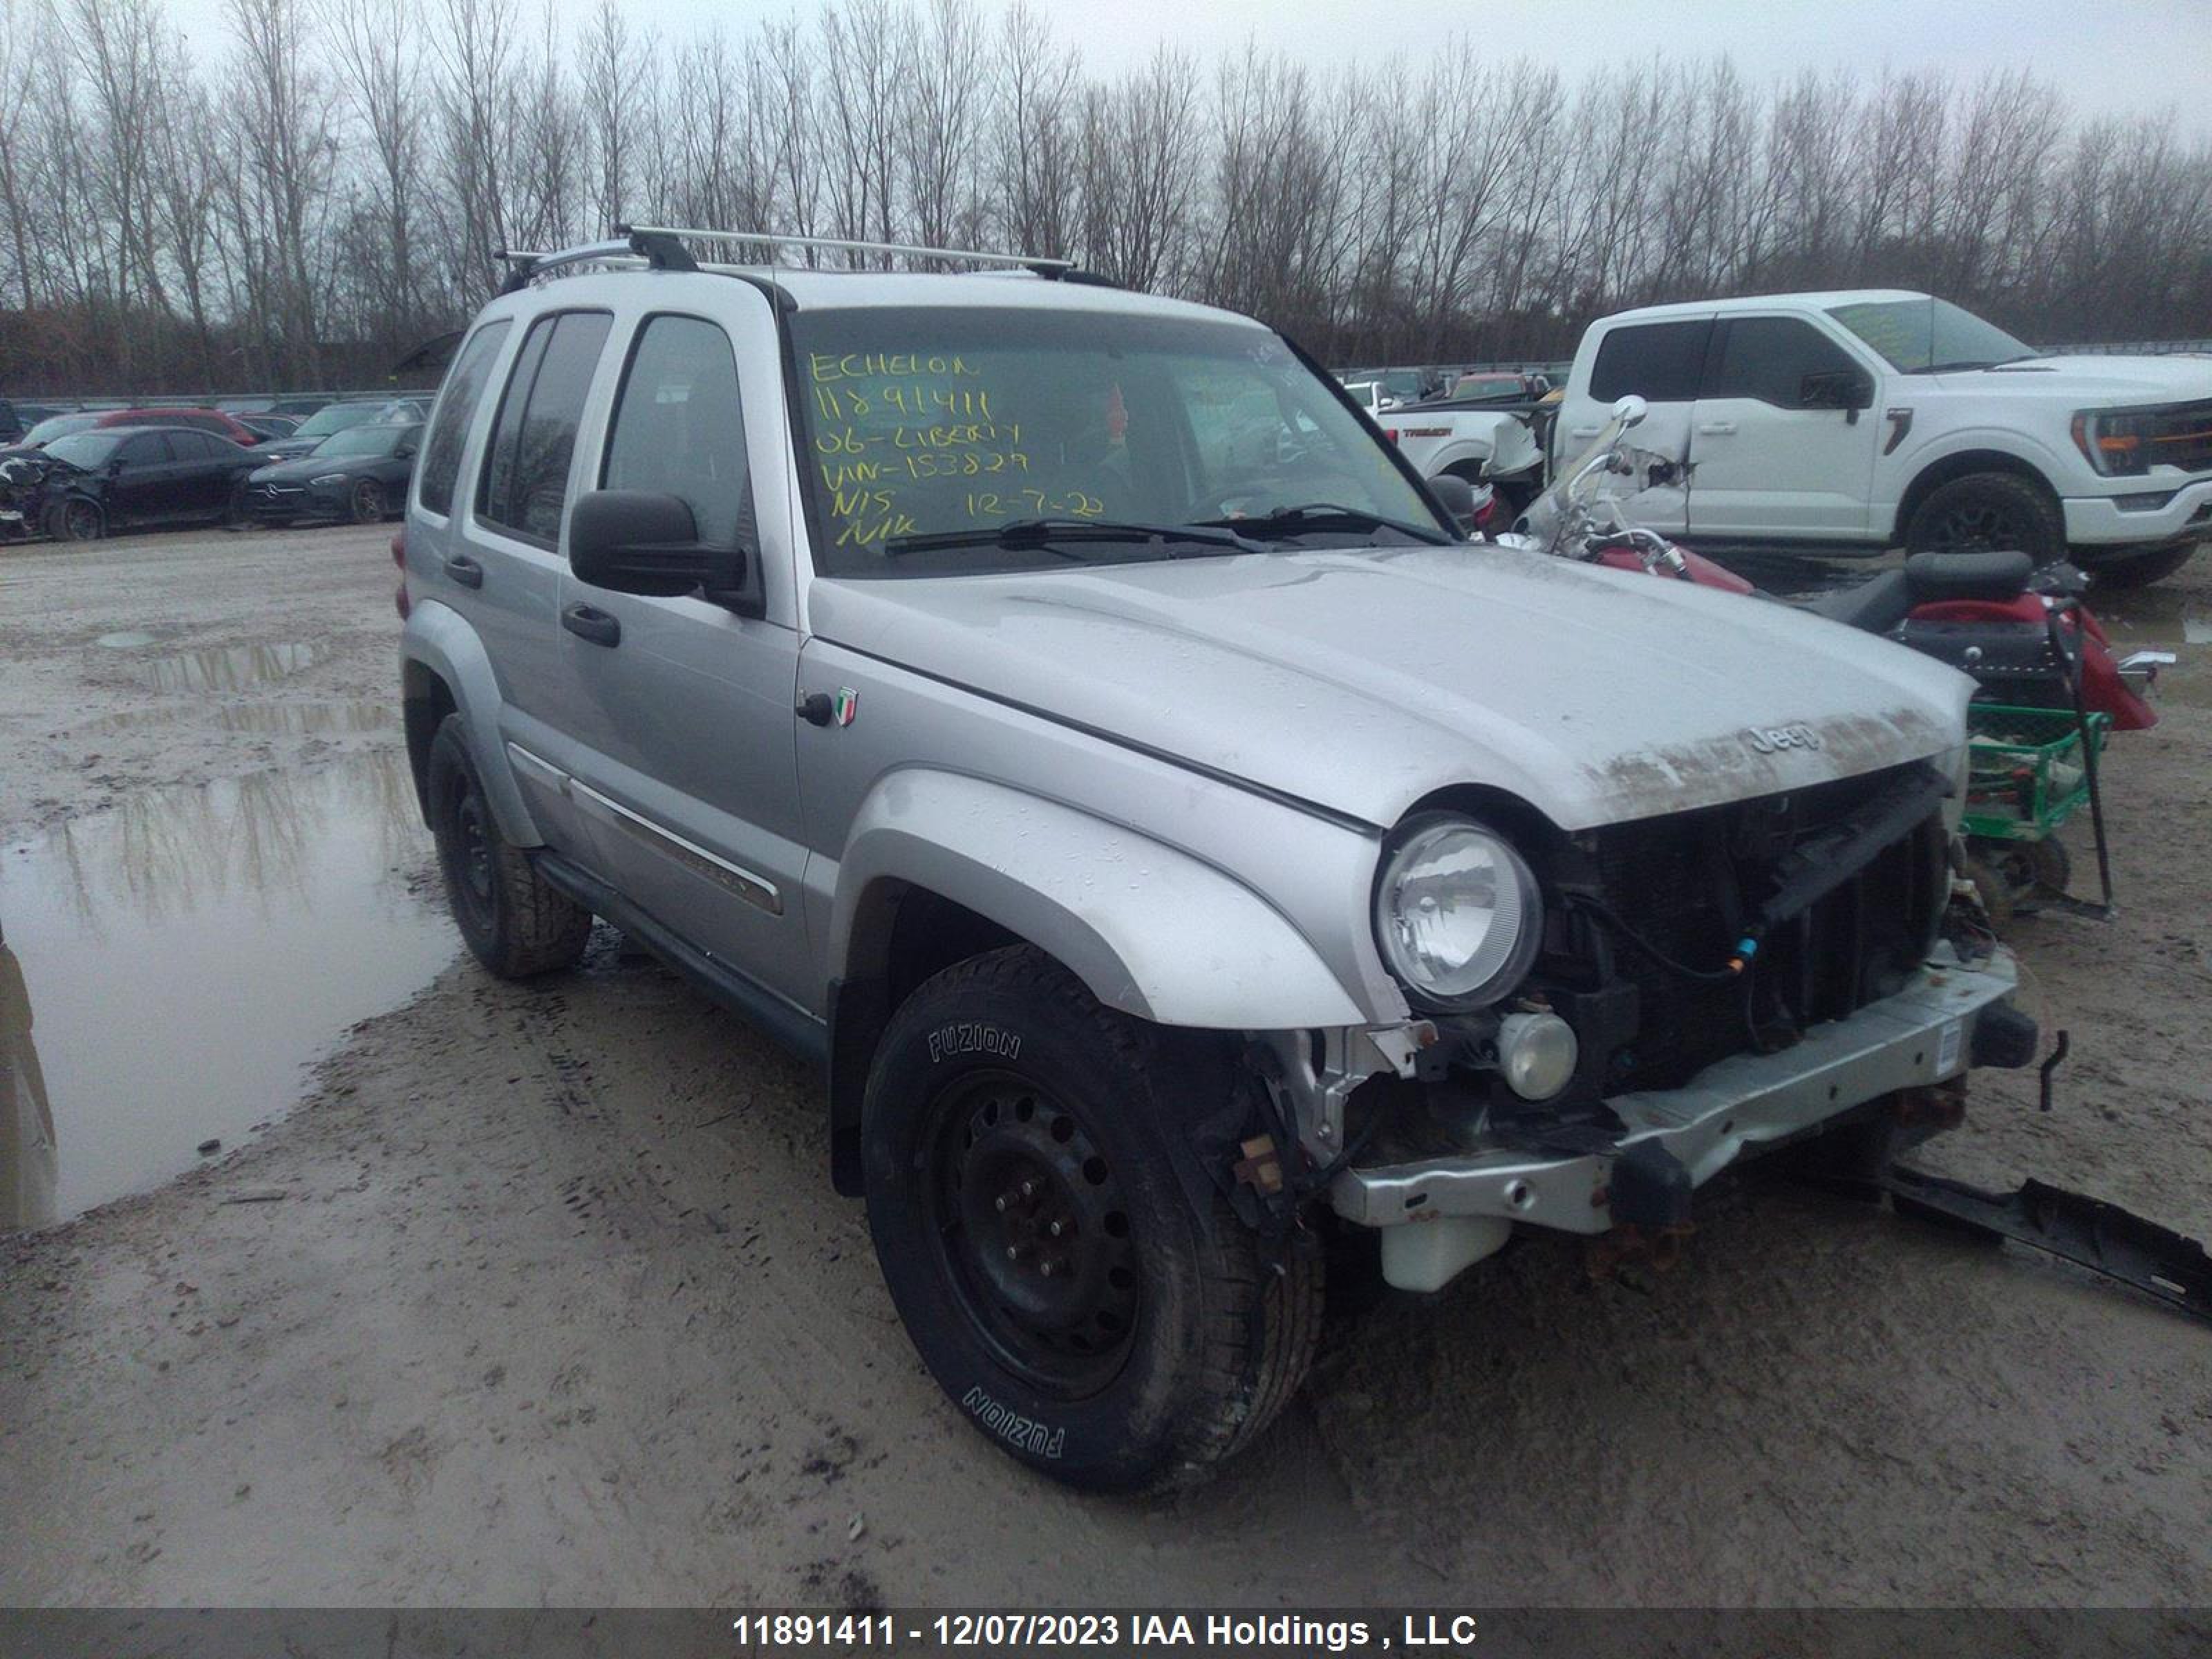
[1703,317,1866,409]
[420,319,512,516]
[1827,297,2035,375]
[118,433,171,465]
[601,315,756,550]
[1588,319,1713,402]
[478,310,612,544]
[788,306,1441,577]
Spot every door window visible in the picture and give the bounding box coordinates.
[479,311,612,543]
[600,315,756,549]
[1703,318,1866,409]
[418,319,512,516]
[170,431,218,458]
[1588,319,1712,402]
[118,433,171,465]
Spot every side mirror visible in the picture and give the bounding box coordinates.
[393,443,417,460]
[1610,394,1648,429]
[106,457,126,476]
[1800,369,1873,413]
[1427,473,1482,538]
[568,489,763,616]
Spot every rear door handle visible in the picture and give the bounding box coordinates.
[442,554,484,588]
[561,602,620,647]
[1697,422,1738,435]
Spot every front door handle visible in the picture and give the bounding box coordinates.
[561,602,620,647]
[443,554,484,588]
[1566,424,1601,438]
[1697,421,1738,435]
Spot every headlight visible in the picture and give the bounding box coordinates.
[1372,814,1541,1010]
[2070,409,2154,477]
[309,472,348,486]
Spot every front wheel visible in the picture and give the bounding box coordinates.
[349,478,386,524]
[46,497,104,541]
[1904,472,2063,566]
[426,713,593,977]
[862,946,1322,1491]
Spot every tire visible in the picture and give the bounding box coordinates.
[221,480,248,527]
[47,497,104,541]
[349,478,384,525]
[1961,846,2019,930]
[861,944,1322,1491]
[425,712,593,977]
[2077,541,2197,590]
[1904,471,2063,567]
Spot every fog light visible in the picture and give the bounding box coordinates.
[1498,1012,1577,1100]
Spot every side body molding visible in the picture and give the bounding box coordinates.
[827,770,1367,1030]
[400,597,543,846]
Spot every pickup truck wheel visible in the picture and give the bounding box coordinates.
[1903,472,2063,566]
[2075,542,2197,590]
[426,713,593,977]
[861,944,1322,1491]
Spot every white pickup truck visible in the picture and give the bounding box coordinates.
[1376,400,1547,509]
[1553,288,2212,588]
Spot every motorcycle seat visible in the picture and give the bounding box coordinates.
[1802,568,1915,633]
[1902,550,2034,603]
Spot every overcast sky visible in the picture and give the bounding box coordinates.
[162,0,2212,134]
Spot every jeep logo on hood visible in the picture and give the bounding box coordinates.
[1745,722,1823,755]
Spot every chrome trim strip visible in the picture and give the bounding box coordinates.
[565,778,784,916]
[505,742,570,795]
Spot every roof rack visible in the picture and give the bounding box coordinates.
[618,225,1076,276]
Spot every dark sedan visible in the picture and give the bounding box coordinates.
[249,398,424,462]
[38,427,263,540]
[243,422,421,525]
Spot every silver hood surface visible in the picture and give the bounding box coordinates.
[806,544,1973,832]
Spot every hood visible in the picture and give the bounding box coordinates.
[1937,354,2212,406]
[249,452,355,483]
[252,438,319,462]
[806,545,1974,832]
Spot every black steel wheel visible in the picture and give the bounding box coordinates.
[862,945,1322,1490]
[1904,472,2063,566]
[923,1069,1142,1398]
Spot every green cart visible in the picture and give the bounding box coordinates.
[1960,702,2112,924]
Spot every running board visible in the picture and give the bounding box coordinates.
[1885,1165,2212,1328]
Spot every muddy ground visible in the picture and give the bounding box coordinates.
[1,523,2209,1611]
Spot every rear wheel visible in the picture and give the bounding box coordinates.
[1904,472,2063,567]
[426,713,593,977]
[862,945,1321,1491]
[2077,542,2197,590]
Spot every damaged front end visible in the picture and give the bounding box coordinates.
[1248,759,2040,1291]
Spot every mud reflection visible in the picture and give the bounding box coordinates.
[0,752,456,1227]
[79,702,399,738]
[136,642,328,693]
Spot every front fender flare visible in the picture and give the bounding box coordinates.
[830,769,1367,1030]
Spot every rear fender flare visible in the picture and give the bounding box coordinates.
[400,597,542,846]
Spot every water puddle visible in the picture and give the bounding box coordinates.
[135,642,330,693]
[79,701,399,738]
[1,751,456,1229]
[2082,585,2212,709]
[95,630,160,649]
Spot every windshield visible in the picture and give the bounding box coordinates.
[789,307,1442,577]
[292,403,381,439]
[26,413,96,444]
[312,423,410,458]
[44,433,120,468]
[1827,297,2036,373]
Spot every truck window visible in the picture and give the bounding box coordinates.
[1588,320,1712,402]
[478,311,612,545]
[1703,318,1865,409]
[420,319,512,517]
[601,315,756,550]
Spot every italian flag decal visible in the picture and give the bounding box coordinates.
[832,687,859,727]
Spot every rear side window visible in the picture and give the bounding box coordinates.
[118,433,171,464]
[1588,319,1712,402]
[478,311,612,544]
[419,319,513,516]
[601,315,757,549]
[171,431,218,458]
[1703,317,1864,409]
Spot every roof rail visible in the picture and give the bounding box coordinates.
[616,224,1075,276]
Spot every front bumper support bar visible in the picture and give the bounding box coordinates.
[1331,951,2020,1235]
[1885,1166,2212,1329]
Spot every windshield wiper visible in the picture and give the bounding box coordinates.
[883,516,1268,559]
[1193,502,1453,546]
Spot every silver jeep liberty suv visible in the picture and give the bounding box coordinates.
[399,227,2036,1491]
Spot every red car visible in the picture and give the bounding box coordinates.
[21,406,270,448]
